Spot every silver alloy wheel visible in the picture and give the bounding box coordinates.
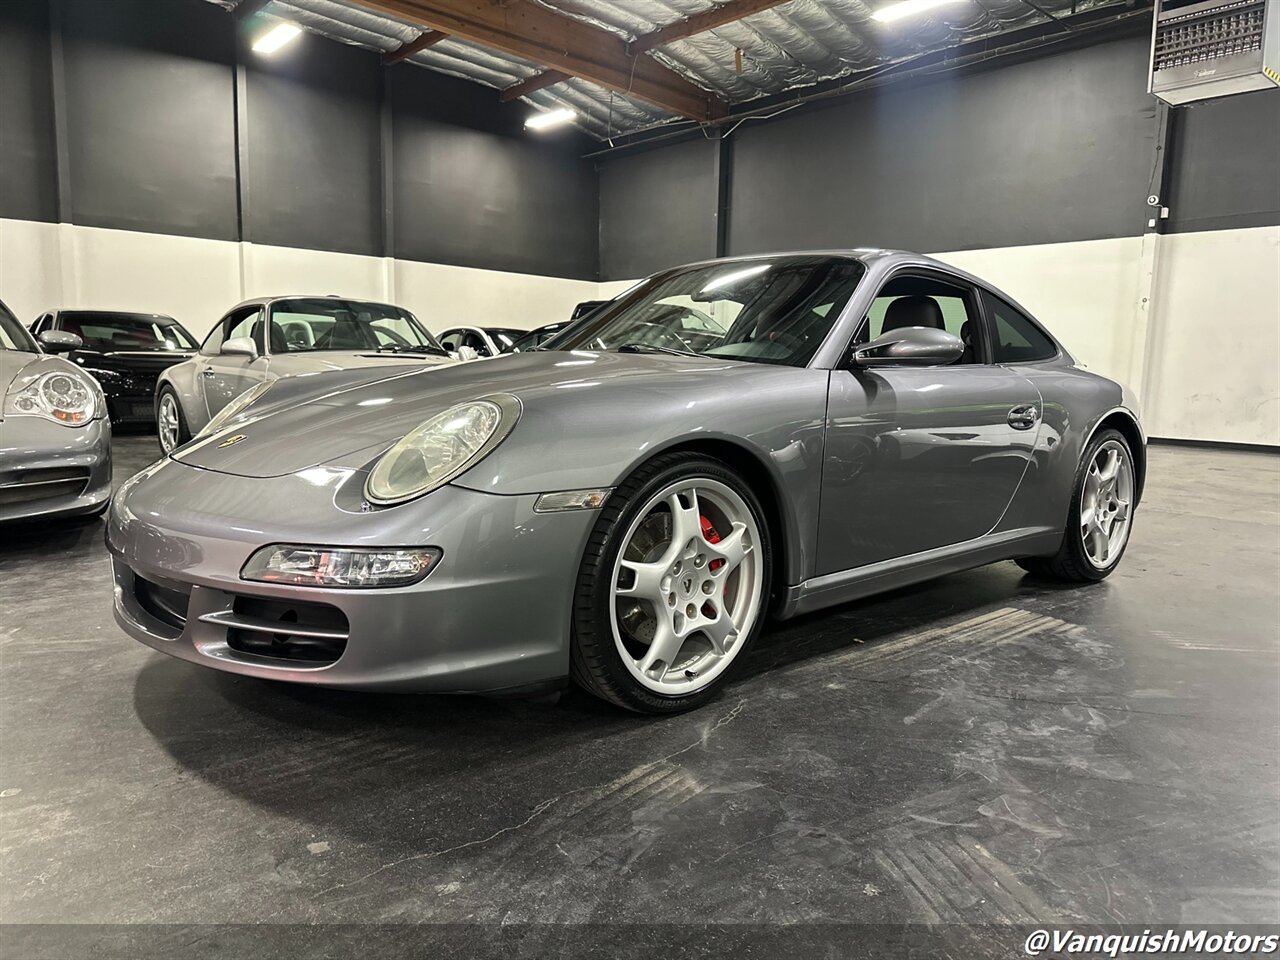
[1080,439,1134,569]
[610,478,764,695]
[158,393,180,454]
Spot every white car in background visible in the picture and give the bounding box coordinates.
[153,296,456,454]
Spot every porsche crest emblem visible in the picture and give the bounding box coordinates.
[218,434,247,448]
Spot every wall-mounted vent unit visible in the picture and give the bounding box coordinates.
[1149,0,1279,104]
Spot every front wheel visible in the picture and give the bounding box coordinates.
[570,453,772,714]
[1017,428,1136,582]
[156,387,190,455]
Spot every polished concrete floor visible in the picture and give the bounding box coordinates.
[2,436,1277,957]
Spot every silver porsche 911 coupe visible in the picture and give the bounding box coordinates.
[1,300,112,522]
[107,250,1144,713]
[154,295,455,454]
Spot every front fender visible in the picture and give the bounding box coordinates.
[451,366,831,587]
[156,360,210,433]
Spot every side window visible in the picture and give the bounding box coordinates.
[227,308,261,344]
[200,316,229,356]
[463,331,491,356]
[32,313,53,334]
[982,293,1057,363]
[859,274,984,365]
[201,308,261,356]
[439,330,461,352]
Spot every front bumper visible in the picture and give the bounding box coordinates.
[0,416,112,522]
[106,458,599,693]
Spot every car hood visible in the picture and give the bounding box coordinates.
[171,350,814,482]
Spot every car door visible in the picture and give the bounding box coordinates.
[200,306,266,417]
[816,270,1043,575]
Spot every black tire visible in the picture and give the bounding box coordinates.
[570,452,773,714]
[156,386,190,455]
[1017,428,1134,583]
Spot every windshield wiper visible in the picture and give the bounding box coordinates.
[376,343,448,357]
[617,342,699,358]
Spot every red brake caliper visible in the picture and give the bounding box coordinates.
[700,515,725,570]
[699,516,725,618]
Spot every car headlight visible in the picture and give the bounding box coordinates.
[198,379,274,439]
[242,544,442,588]
[3,370,101,425]
[365,395,520,506]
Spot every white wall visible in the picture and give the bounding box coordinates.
[0,218,600,341]
[1143,226,1280,445]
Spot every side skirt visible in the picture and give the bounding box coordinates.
[776,526,1061,619]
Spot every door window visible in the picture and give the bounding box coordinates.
[859,274,984,364]
[462,331,491,356]
[202,308,261,356]
[439,330,462,352]
[982,292,1058,363]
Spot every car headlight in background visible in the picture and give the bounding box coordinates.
[365,395,520,506]
[241,544,442,588]
[3,370,101,425]
[197,379,275,439]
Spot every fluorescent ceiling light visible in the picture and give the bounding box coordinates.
[871,0,966,22]
[525,108,575,131]
[252,22,302,53]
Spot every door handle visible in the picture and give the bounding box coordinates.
[200,368,216,378]
[1007,404,1040,430]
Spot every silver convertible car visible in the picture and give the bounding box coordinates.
[154,296,455,454]
[107,251,1144,713]
[1,300,112,522]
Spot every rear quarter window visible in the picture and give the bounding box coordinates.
[983,292,1057,363]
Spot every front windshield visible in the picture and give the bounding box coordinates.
[0,303,37,353]
[267,299,446,355]
[552,256,866,366]
[58,312,197,351]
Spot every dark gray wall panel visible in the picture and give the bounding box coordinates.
[243,31,382,256]
[61,0,238,240]
[0,0,57,223]
[391,68,598,280]
[1166,88,1280,234]
[598,137,718,280]
[728,35,1157,255]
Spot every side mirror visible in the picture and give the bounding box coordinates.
[38,330,83,353]
[456,345,480,362]
[220,337,258,360]
[852,326,963,368]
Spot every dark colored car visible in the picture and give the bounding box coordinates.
[30,310,198,424]
[503,321,572,353]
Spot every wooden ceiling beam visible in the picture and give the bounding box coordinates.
[499,69,569,102]
[497,0,789,107]
[351,0,725,120]
[383,30,449,64]
[631,0,792,53]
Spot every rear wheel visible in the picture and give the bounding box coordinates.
[570,453,772,714]
[156,387,190,455]
[1017,428,1135,582]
